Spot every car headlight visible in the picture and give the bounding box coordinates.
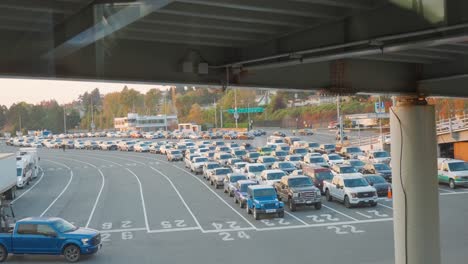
[81,238,89,245]
[453,176,459,180]
[292,193,299,198]
[316,190,321,195]
[350,193,357,198]
[275,202,279,206]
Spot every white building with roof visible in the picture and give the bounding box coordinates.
[114,113,178,132]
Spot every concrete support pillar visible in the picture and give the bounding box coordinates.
[390,100,440,264]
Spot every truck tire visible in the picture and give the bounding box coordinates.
[246,205,251,214]
[229,191,234,197]
[253,208,260,220]
[240,201,245,209]
[6,187,16,200]
[0,245,7,262]
[210,180,214,186]
[449,179,456,189]
[314,202,322,210]
[235,198,239,204]
[344,196,351,208]
[326,190,332,202]
[370,201,378,207]
[63,244,81,263]
[278,211,284,218]
[288,199,297,212]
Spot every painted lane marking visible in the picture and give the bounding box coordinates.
[40,160,74,217]
[55,157,106,229]
[99,227,147,233]
[284,212,309,226]
[256,218,393,232]
[171,165,258,231]
[440,191,468,196]
[150,166,203,232]
[126,168,150,233]
[12,167,44,204]
[321,204,359,221]
[147,227,201,234]
[377,203,393,210]
[355,212,372,219]
[439,188,454,193]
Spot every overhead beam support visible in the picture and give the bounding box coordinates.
[159,2,318,27]
[45,0,175,59]
[176,0,346,19]
[288,0,375,9]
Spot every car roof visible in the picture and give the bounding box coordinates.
[248,185,275,190]
[237,180,257,185]
[263,169,285,174]
[286,175,308,180]
[340,174,364,179]
[18,217,62,223]
[444,159,465,163]
[228,173,247,177]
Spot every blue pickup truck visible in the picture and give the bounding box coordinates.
[246,185,284,220]
[0,217,101,262]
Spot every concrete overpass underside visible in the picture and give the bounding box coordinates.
[1,1,468,264]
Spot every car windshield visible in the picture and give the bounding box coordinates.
[289,156,301,161]
[289,177,313,187]
[308,143,319,148]
[311,157,325,163]
[249,153,260,158]
[195,158,208,163]
[374,164,391,170]
[207,164,220,169]
[172,150,181,154]
[263,157,275,163]
[328,155,341,160]
[344,178,369,187]
[316,171,334,181]
[276,151,287,156]
[295,148,307,154]
[215,168,232,175]
[366,176,387,184]
[261,147,272,152]
[347,148,361,153]
[16,168,22,177]
[281,146,290,151]
[279,163,295,169]
[374,151,389,158]
[350,160,365,167]
[235,150,246,155]
[266,172,285,180]
[448,162,468,171]
[324,145,335,150]
[340,167,357,173]
[240,184,253,192]
[253,189,276,197]
[54,219,78,233]
[249,165,266,172]
[229,175,246,182]
[236,163,247,169]
[220,154,231,159]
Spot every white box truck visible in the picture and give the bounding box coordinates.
[0,154,17,200]
[18,148,39,179]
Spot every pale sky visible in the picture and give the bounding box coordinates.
[0,78,168,107]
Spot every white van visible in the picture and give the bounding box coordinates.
[437,158,468,189]
[16,157,33,188]
[18,148,39,179]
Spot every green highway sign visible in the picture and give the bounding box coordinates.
[227,107,264,114]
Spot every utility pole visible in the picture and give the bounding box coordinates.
[214,99,217,129]
[164,89,168,131]
[378,96,383,149]
[220,108,223,128]
[234,88,238,128]
[247,101,251,131]
[337,95,343,145]
[19,114,22,133]
[63,107,67,134]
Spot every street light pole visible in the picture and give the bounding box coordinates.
[337,95,343,145]
[63,107,67,134]
[234,88,238,128]
[378,96,383,149]
[164,89,168,131]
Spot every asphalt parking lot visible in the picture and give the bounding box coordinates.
[0,131,467,264]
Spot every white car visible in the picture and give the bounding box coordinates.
[258,169,287,186]
[244,164,267,180]
[257,156,277,169]
[285,155,302,168]
[303,154,329,167]
[324,174,378,208]
[330,164,363,177]
[323,154,344,165]
[74,141,85,149]
[190,157,209,175]
[360,150,391,164]
[437,159,468,189]
[134,143,150,152]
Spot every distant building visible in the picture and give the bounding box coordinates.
[114,113,178,132]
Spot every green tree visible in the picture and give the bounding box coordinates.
[144,89,162,115]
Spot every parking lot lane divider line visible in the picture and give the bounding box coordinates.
[147,227,201,234]
[377,203,393,210]
[171,166,258,231]
[126,168,151,233]
[355,212,372,219]
[284,212,309,226]
[150,166,204,232]
[40,160,74,217]
[12,167,44,204]
[438,188,455,193]
[99,227,147,233]
[440,191,468,196]
[63,153,124,167]
[55,157,107,229]
[202,227,256,233]
[256,217,393,232]
[321,205,359,221]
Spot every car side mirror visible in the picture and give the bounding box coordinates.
[443,168,448,172]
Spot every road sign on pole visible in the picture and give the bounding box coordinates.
[227,107,264,114]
